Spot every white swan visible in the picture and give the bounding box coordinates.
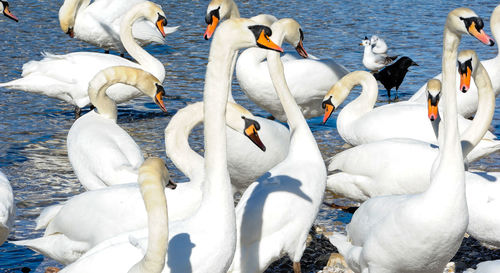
[67,66,167,190]
[16,101,265,264]
[58,0,177,53]
[52,19,284,273]
[0,0,18,22]
[328,7,488,273]
[409,4,500,118]
[0,171,14,246]
[229,19,326,273]
[0,1,167,116]
[326,50,498,201]
[236,26,349,122]
[58,157,171,273]
[321,54,498,162]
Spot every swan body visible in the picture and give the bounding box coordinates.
[409,4,500,118]
[14,101,264,264]
[327,50,498,201]
[0,171,14,246]
[230,19,326,273]
[236,41,349,121]
[57,18,284,273]
[321,69,499,162]
[360,37,395,71]
[67,66,166,190]
[58,157,171,273]
[328,8,494,273]
[58,0,177,53]
[465,171,500,249]
[0,0,18,22]
[0,1,167,110]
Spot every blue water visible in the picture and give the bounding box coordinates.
[0,0,499,272]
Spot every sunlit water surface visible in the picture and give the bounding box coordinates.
[0,0,499,272]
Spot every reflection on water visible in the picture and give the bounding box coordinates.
[0,0,499,271]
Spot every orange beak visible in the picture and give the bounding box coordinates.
[459,67,472,93]
[428,99,439,121]
[468,22,495,46]
[256,31,283,53]
[155,90,167,112]
[204,15,219,40]
[245,124,266,152]
[3,5,18,22]
[322,102,335,124]
[156,18,167,38]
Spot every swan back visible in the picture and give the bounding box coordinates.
[128,157,169,273]
[88,66,166,120]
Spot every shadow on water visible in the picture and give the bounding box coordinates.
[167,233,195,273]
[239,173,312,270]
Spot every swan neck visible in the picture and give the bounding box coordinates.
[266,31,305,129]
[338,72,378,128]
[164,103,205,182]
[120,9,165,81]
[426,25,465,201]
[88,81,118,121]
[129,173,168,273]
[460,63,495,156]
[439,28,463,164]
[491,7,500,52]
[202,35,233,206]
[227,0,240,18]
[60,0,90,20]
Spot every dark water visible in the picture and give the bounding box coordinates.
[0,0,499,272]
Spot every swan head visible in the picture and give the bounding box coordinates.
[457,49,477,93]
[214,18,283,52]
[360,36,370,47]
[139,157,174,193]
[447,8,495,46]
[226,102,266,152]
[322,71,375,124]
[119,2,168,38]
[272,18,308,58]
[426,79,441,121]
[1,1,18,22]
[204,0,238,40]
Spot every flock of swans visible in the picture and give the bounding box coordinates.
[1,0,500,273]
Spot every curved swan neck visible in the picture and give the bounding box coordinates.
[59,0,90,26]
[338,72,379,127]
[88,67,152,121]
[224,0,240,19]
[460,62,494,156]
[129,165,168,273]
[165,102,205,182]
[120,6,165,81]
[266,29,305,129]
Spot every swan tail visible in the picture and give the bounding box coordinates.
[12,234,90,265]
[328,233,364,273]
[35,204,64,230]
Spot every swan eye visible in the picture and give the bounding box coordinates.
[460,16,484,33]
[205,7,220,24]
[457,58,473,74]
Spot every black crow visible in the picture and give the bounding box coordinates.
[373,56,418,100]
